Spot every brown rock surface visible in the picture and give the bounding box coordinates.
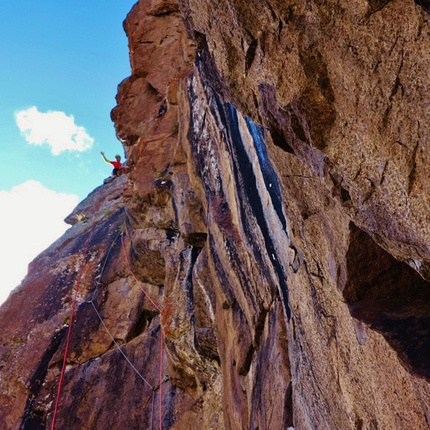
[1,0,430,429]
[179,0,430,277]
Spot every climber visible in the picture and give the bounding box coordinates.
[101,152,123,183]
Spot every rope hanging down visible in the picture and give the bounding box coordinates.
[88,228,155,390]
[121,228,164,430]
[50,213,99,430]
[121,230,162,312]
[50,213,166,430]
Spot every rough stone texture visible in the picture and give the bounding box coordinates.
[1,0,430,429]
[179,0,430,277]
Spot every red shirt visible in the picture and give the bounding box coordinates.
[111,161,122,169]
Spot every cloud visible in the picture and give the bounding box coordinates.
[0,181,79,305]
[15,106,94,155]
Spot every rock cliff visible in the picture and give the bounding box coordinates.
[1,0,430,429]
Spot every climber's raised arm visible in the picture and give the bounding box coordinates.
[100,151,111,164]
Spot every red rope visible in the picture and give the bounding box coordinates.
[51,225,165,429]
[50,224,96,429]
[159,330,164,430]
[121,230,164,429]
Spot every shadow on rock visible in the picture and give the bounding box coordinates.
[344,223,430,381]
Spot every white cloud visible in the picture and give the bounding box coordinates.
[0,181,79,305]
[15,106,94,155]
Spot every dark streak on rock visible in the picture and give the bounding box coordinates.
[20,328,67,430]
[245,39,258,74]
[408,141,419,195]
[380,161,389,186]
[213,92,291,319]
[185,246,202,317]
[188,61,290,319]
[245,117,288,231]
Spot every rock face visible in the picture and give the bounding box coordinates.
[1,0,430,429]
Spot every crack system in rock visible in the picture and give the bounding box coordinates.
[20,328,67,430]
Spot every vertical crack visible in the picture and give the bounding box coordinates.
[408,139,419,195]
[20,327,67,430]
[245,38,258,74]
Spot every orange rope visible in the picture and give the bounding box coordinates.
[159,330,164,430]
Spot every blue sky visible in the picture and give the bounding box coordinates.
[0,1,136,303]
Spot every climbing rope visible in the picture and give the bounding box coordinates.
[87,226,154,389]
[51,201,167,429]
[121,226,164,430]
[50,219,167,429]
[86,222,168,430]
[121,230,162,312]
[50,212,99,430]
[89,301,154,390]
[158,331,164,430]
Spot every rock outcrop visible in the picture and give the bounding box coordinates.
[1,0,430,429]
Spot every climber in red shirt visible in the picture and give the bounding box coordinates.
[101,152,123,183]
